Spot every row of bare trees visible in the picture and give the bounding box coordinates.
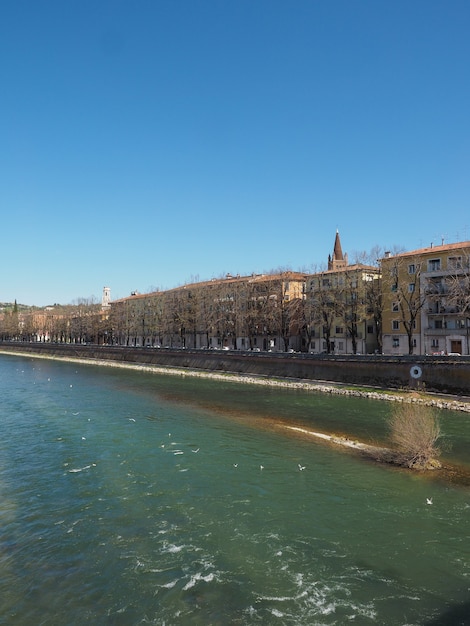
[0,298,106,345]
[1,271,382,352]
[107,268,384,353]
[3,248,468,354]
[109,276,306,350]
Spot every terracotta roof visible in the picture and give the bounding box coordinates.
[111,271,307,304]
[310,263,379,276]
[382,240,470,260]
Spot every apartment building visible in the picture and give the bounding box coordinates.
[381,241,470,355]
[110,271,307,351]
[305,232,381,354]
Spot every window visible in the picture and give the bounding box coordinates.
[392,302,399,312]
[408,264,415,274]
[448,256,462,270]
[435,320,443,329]
[335,326,343,334]
[322,279,330,287]
[413,339,417,347]
[408,283,415,293]
[392,337,400,348]
[392,320,400,330]
[338,341,344,350]
[367,325,374,334]
[428,258,441,271]
[431,339,439,348]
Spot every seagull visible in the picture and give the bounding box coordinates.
[192,448,200,453]
[298,464,306,471]
[129,418,136,422]
[260,465,264,470]
[72,412,80,416]
[426,498,433,505]
[233,463,238,468]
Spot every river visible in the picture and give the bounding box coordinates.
[0,354,469,625]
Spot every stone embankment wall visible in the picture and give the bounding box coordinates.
[1,343,469,396]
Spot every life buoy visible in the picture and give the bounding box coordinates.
[410,365,422,379]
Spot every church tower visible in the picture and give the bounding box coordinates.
[328,230,348,270]
[102,286,111,309]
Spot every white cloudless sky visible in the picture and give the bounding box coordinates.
[1,0,469,306]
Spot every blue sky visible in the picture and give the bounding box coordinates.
[1,0,469,306]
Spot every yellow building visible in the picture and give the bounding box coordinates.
[110,271,307,351]
[381,241,470,355]
[306,232,380,354]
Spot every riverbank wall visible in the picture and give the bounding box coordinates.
[1,342,469,396]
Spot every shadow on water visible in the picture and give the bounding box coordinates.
[423,601,470,625]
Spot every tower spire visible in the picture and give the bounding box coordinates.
[333,230,343,261]
[328,231,348,270]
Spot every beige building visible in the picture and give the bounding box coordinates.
[305,232,380,354]
[381,241,470,355]
[110,271,307,351]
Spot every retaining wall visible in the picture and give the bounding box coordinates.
[2,343,469,396]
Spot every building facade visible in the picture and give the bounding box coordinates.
[305,232,381,354]
[381,241,470,355]
[109,271,307,351]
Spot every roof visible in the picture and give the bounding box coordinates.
[111,271,308,304]
[381,240,470,261]
[310,263,379,276]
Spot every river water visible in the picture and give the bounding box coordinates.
[1,354,469,625]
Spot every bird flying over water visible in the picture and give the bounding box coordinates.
[426,498,433,505]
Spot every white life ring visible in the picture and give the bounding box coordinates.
[410,365,422,379]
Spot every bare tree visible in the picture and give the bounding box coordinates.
[445,250,470,354]
[388,403,441,469]
[383,256,427,355]
[309,273,342,354]
[298,294,316,352]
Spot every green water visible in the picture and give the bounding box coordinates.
[0,355,469,625]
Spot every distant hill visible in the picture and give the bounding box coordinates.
[0,302,39,312]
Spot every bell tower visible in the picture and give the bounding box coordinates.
[102,286,111,309]
[328,230,348,270]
